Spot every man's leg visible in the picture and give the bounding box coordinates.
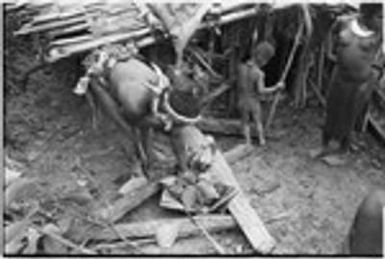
[313,129,332,158]
[321,129,331,151]
[340,134,351,154]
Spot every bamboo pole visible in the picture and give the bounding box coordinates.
[265,22,304,130]
[15,16,89,35]
[31,8,87,24]
[46,28,152,62]
[48,23,90,38]
[50,35,93,46]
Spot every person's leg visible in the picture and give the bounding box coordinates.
[339,134,351,154]
[347,189,385,255]
[252,102,265,146]
[322,129,331,151]
[241,108,252,145]
[314,129,333,158]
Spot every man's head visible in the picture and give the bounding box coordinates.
[252,41,276,67]
[359,3,383,32]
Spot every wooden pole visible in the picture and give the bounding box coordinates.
[95,215,237,241]
[14,16,88,35]
[317,43,325,90]
[265,22,304,130]
[309,80,326,107]
[200,82,232,108]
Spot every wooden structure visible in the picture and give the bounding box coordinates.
[12,1,262,63]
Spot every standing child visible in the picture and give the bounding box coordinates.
[237,41,284,145]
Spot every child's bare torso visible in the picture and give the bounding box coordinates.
[237,61,263,109]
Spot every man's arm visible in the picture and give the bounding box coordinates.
[326,16,347,62]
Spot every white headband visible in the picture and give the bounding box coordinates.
[350,18,374,38]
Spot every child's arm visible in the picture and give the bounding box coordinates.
[255,70,284,94]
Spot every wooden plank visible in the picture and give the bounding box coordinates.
[170,125,275,253]
[96,181,161,223]
[95,214,237,240]
[197,117,251,137]
[224,144,254,165]
[15,16,89,35]
[211,151,275,253]
[46,27,152,62]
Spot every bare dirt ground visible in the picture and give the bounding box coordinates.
[5,14,385,255]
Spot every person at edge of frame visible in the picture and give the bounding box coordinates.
[319,3,383,158]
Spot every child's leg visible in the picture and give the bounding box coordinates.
[252,102,265,146]
[241,109,251,145]
[256,119,266,146]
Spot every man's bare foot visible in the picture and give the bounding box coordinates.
[259,138,266,146]
[309,148,324,158]
[310,146,337,159]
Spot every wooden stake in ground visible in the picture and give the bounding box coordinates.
[170,125,275,253]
